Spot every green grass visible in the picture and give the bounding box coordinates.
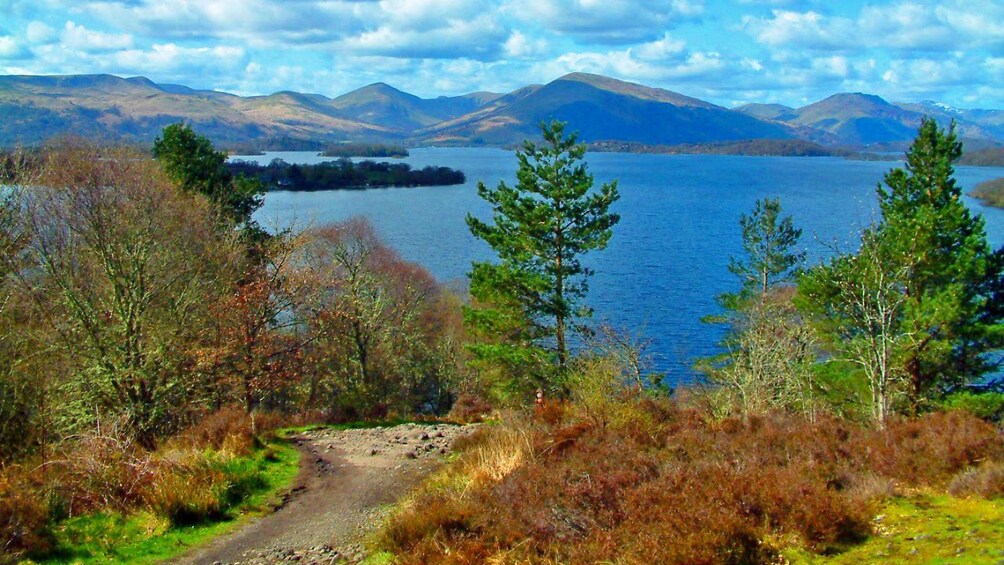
[26,440,300,564]
[785,493,1004,564]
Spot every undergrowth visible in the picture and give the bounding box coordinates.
[378,394,1004,564]
[1,408,300,564]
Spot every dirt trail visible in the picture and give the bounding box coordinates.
[175,423,476,564]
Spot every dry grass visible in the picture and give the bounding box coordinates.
[0,409,285,561]
[380,398,1004,564]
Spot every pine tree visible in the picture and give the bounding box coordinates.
[465,121,619,394]
[153,123,265,235]
[873,117,1004,408]
[700,198,813,416]
[800,118,1004,417]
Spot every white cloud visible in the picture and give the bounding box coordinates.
[112,43,246,75]
[341,13,508,60]
[633,33,686,61]
[505,31,548,58]
[26,21,56,44]
[811,55,850,78]
[61,21,133,51]
[512,0,704,44]
[0,37,31,59]
[745,2,1004,52]
[88,0,368,45]
[743,10,853,50]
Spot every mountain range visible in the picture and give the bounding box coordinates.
[1,72,1001,149]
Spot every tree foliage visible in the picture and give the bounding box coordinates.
[298,218,460,418]
[729,197,805,302]
[874,118,1004,406]
[152,123,265,235]
[465,120,619,396]
[23,144,244,447]
[800,118,1004,420]
[701,198,813,417]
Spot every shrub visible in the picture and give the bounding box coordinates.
[948,460,1004,499]
[859,411,1004,486]
[55,430,154,515]
[142,449,264,525]
[0,466,53,561]
[937,391,1004,421]
[446,393,493,423]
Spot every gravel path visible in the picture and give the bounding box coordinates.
[175,423,477,565]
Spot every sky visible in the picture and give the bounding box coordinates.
[1,0,1002,109]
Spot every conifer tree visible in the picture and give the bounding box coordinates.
[873,118,1004,407]
[465,121,619,393]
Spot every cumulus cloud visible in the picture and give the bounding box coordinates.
[745,2,1004,52]
[112,43,247,76]
[26,22,57,44]
[341,12,509,60]
[61,21,133,51]
[0,37,32,59]
[512,0,704,44]
[505,31,548,58]
[742,10,854,50]
[87,0,368,45]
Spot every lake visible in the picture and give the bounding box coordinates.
[242,149,1004,384]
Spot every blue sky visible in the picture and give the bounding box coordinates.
[1,0,1002,109]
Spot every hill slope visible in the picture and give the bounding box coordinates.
[0,73,1001,148]
[418,73,793,145]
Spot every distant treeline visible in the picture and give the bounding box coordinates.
[959,146,1004,167]
[226,157,464,191]
[586,138,863,158]
[970,178,1004,208]
[322,143,409,158]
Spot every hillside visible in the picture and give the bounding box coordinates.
[418,73,793,145]
[776,93,923,145]
[0,74,390,144]
[1,72,1002,148]
[330,83,501,132]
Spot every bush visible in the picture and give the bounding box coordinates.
[859,411,1004,486]
[0,466,53,562]
[142,448,267,525]
[381,402,884,563]
[55,429,154,515]
[948,460,1004,499]
[937,391,1004,421]
[446,393,493,424]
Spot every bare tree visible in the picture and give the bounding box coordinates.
[22,144,242,446]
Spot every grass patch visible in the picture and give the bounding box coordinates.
[25,439,299,564]
[785,493,1004,564]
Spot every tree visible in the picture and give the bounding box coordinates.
[465,120,620,392]
[152,123,265,235]
[799,231,910,426]
[299,218,451,417]
[873,118,1004,409]
[700,198,814,417]
[23,144,242,447]
[729,197,805,302]
[799,118,1004,420]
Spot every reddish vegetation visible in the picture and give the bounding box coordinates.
[0,408,289,559]
[382,399,1004,564]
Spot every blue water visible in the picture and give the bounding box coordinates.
[245,149,1004,384]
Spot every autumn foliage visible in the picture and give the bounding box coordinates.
[382,397,1004,564]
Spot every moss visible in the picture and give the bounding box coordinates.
[785,493,1004,564]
